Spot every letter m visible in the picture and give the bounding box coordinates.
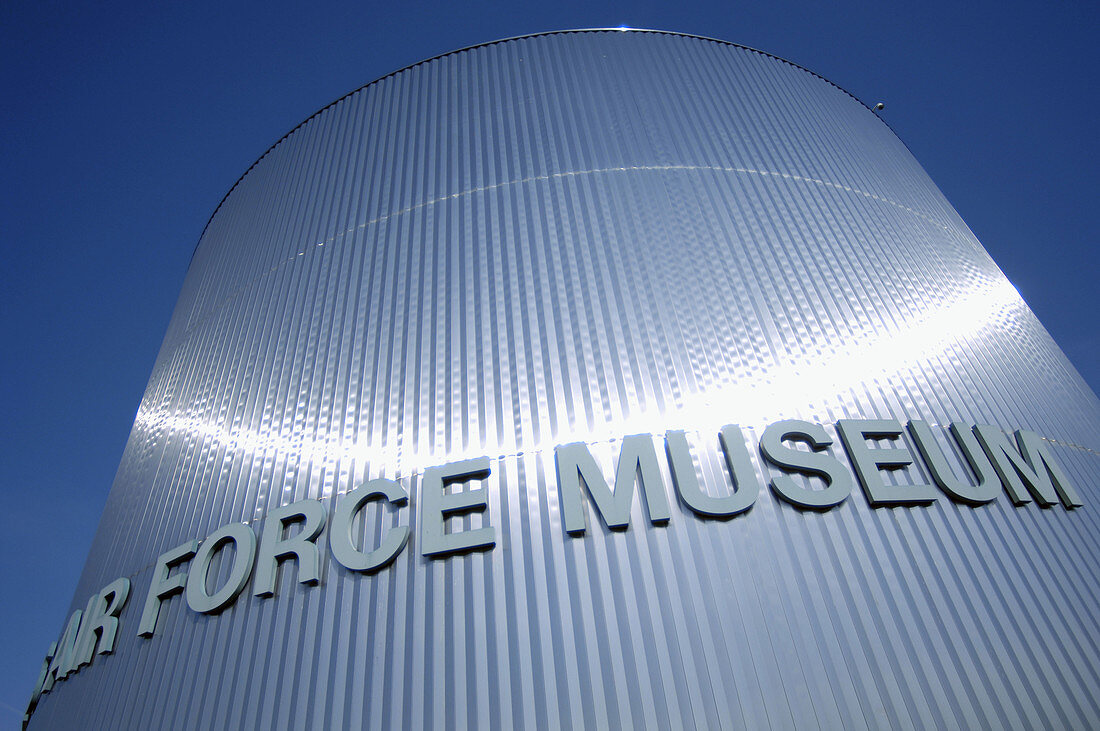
[555,435,671,535]
[974,425,1083,508]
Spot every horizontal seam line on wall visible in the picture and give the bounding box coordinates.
[180,163,953,339]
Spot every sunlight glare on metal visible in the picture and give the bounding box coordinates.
[136,275,1023,479]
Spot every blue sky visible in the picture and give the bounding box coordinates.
[1,0,1096,721]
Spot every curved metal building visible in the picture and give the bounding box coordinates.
[27,29,1100,729]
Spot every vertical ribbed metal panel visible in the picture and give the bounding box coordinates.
[30,30,1100,729]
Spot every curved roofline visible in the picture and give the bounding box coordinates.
[190,28,892,259]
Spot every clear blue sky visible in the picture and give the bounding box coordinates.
[1,0,1096,722]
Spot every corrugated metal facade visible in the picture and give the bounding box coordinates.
[29,30,1100,729]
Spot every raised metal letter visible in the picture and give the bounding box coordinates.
[666,427,758,517]
[420,457,495,557]
[71,577,131,670]
[23,642,56,722]
[759,420,852,509]
[44,610,82,688]
[185,523,257,614]
[556,434,672,535]
[138,539,199,637]
[974,425,1083,508]
[254,499,327,598]
[331,478,410,572]
[908,420,999,505]
[837,419,938,506]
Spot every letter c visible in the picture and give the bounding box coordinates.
[330,478,410,572]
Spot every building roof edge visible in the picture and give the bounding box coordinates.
[188,28,892,262]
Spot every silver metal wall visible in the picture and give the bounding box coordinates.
[30,29,1100,729]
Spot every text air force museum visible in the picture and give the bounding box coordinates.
[25,30,1100,729]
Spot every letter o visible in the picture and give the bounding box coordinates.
[185,523,257,614]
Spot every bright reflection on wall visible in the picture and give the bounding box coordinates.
[136,275,1024,477]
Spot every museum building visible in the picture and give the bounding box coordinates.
[25,29,1100,729]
